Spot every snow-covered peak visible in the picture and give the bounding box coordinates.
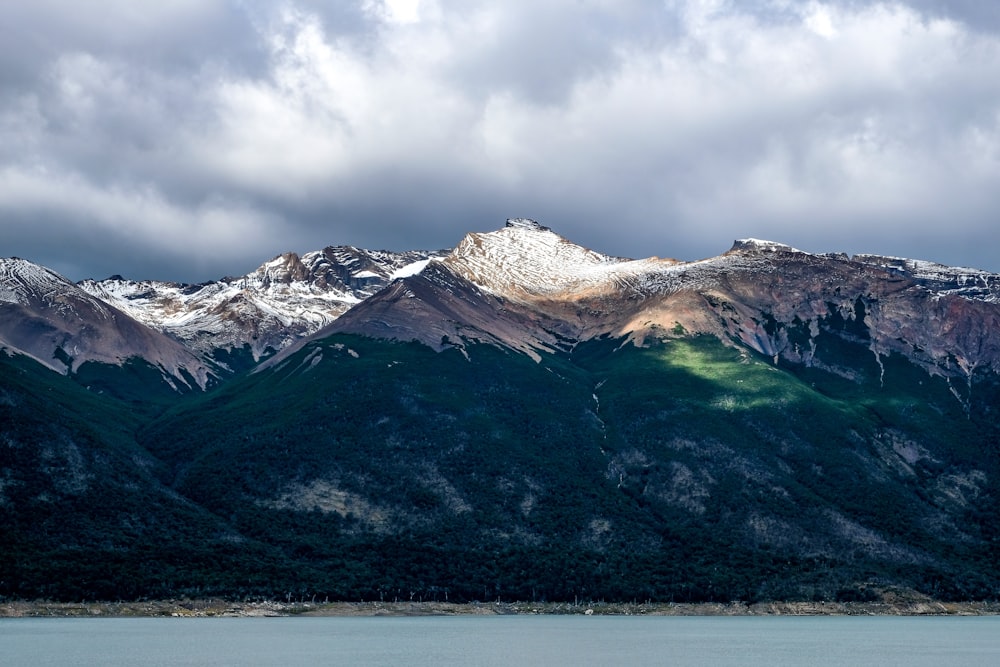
[77,245,446,360]
[2,258,211,386]
[0,257,75,304]
[298,246,446,290]
[444,221,696,301]
[445,222,645,299]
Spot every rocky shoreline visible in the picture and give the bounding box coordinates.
[3,599,999,618]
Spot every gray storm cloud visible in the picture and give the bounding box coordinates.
[1,0,999,281]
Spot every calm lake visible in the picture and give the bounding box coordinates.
[2,615,999,666]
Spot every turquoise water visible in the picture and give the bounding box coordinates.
[2,615,999,666]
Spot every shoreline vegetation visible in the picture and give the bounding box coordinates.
[3,599,999,618]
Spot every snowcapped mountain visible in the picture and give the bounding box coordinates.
[272,218,681,363]
[294,219,1000,399]
[0,257,211,389]
[78,245,444,365]
[7,218,1000,393]
[443,217,656,298]
[167,221,1000,604]
[7,220,1000,603]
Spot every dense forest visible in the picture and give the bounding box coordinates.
[3,327,999,603]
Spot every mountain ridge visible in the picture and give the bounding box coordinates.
[77,245,445,366]
[6,219,1000,394]
[282,221,1000,396]
[3,218,1000,603]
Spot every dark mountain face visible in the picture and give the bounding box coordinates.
[2,222,1000,603]
[136,333,1000,603]
[0,351,274,601]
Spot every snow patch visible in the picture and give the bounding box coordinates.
[391,259,432,279]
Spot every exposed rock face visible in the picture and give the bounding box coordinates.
[655,242,1000,387]
[0,258,211,388]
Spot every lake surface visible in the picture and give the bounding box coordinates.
[2,615,999,666]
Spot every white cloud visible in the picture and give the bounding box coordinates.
[3,0,1000,277]
[805,2,839,39]
[363,0,425,24]
[185,6,488,199]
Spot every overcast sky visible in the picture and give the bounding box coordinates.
[2,0,999,282]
